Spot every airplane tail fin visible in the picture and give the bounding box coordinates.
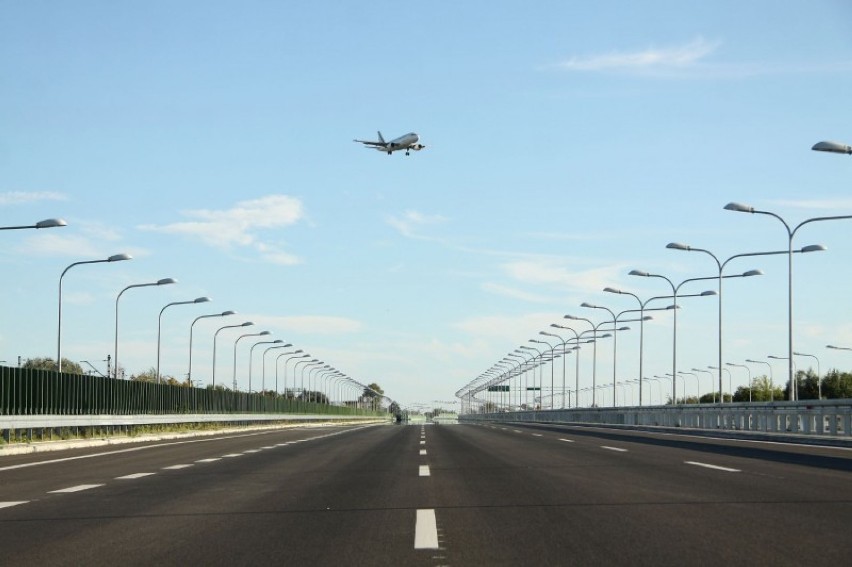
[377,131,385,144]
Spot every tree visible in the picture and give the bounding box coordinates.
[22,357,84,375]
[361,382,384,411]
[298,390,329,404]
[822,370,852,399]
[796,369,820,400]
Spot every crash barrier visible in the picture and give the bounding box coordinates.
[461,399,852,438]
[0,366,379,417]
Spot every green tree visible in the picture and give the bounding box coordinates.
[362,382,384,411]
[822,370,852,399]
[22,357,84,375]
[796,369,820,400]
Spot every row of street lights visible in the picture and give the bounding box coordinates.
[458,139,851,411]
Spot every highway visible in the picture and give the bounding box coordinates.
[0,422,850,566]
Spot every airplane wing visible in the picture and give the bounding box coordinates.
[353,139,387,147]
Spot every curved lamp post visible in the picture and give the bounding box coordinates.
[261,343,293,392]
[249,339,286,393]
[724,200,850,399]
[212,321,253,388]
[157,296,210,382]
[793,351,821,399]
[233,331,270,391]
[745,359,774,402]
[57,253,132,372]
[188,310,235,383]
[725,362,751,402]
[114,278,177,379]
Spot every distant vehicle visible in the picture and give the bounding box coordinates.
[353,131,425,156]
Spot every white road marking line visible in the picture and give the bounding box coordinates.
[419,465,431,477]
[195,458,222,463]
[49,484,104,494]
[558,438,575,443]
[601,446,627,452]
[420,440,425,445]
[420,449,427,455]
[686,461,741,473]
[115,472,155,480]
[531,433,543,437]
[513,429,522,433]
[243,449,261,453]
[414,509,440,549]
[222,453,243,458]
[0,501,28,509]
[162,464,194,470]
[261,446,276,449]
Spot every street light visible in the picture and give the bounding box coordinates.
[260,343,292,392]
[233,331,270,391]
[827,344,852,351]
[812,140,852,155]
[768,355,797,399]
[745,359,774,402]
[114,278,177,379]
[157,296,210,382]
[725,200,850,400]
[276,351,306,395]
[793,351,821,399]
[212,321,253,388]
[691,368,716,403]
[249,339,287,393]
[0,218,67,231]
[668,238,820,402]
[726,362,751,402]
[57,253,132,372]
[188,310,235,383]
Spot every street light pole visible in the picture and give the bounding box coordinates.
[188,311,235,383]
[233,331,270,391]
[157,296,210,382]
[1,218,66,231]
[724,201,851,400]
[114,278,176,379]
[212,322,253,389]
[57,253,132,372]
[726,363,752,402]
[249,339,285,394]
[745,359,774,402]
[793,351,821,399]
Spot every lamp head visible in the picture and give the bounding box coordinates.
[603,287,621,294]
[35,218,67,228]
[194,296,211,303]
[812,140,852,155]
[741,269,763,277]
[628,269,649,277]
[157,278,177,285]
[258,331,271,336]
[800,244,827,253]
[700,290,718,296]
[241,321,254,327]
[580,302,596,308]
[108,253,132,262]
[666,242,690,251]
[221,310,236,316]
[723,202,754,213]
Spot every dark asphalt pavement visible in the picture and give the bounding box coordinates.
[0,422,849,566]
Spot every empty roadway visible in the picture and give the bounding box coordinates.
[0,422,849,565]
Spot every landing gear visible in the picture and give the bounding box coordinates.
[405,151,410,156]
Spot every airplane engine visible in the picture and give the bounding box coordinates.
[411,144,426,151]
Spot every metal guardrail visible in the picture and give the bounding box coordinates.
[461,399,852,438]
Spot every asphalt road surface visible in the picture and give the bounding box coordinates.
[0,421,850,566]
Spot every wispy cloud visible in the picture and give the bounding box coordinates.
[501,258,627,295]
[139,195,304,265]
[556,37,720,74]
[0,191,67,206]
[386,210,448,240]
[481,282,552,303]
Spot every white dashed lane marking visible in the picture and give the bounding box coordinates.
[686,461,741,473]
[531,433,543,437]
[195,458,221,463]
[558,438,574,443]
[162,464,194,470]
[420,449,427,455]
[419,465,431,477]
[115,473,155,480]
[601,446,627,452]
[48,484,105,494]
[414,509,440,549]
[0,501,28,509]
[222,454,243,458]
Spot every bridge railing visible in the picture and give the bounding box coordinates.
[461,399,852,439]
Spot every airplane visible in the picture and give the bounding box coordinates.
[353,131,426,155]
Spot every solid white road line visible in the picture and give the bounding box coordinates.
[162,464,194,470]
[601,446,627,452]
[415,509,440,549]
[685,461,741,473]
[558,438,575,443]
[115,473,155,480]
[420,449,427,455]
[49,484,105,494]
[0,501,28,509]
[419,465,431,477]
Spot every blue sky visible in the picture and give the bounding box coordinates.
[2,1,852,410]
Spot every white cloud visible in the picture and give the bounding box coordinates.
[0,191,67,206]
[555,37,720,74]
[455,312,561,343]
[772,198,852,211]
[386,210,448,239]
[139,194,304,264]
[481,282,551,303]
[501,258,627,295]
[248,314,363,335]
[20,233,103,257]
